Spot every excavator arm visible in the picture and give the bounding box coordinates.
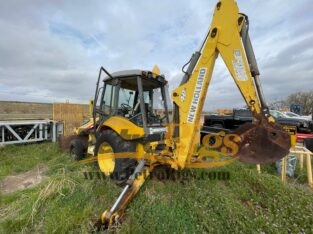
[170,0,290,166]
[95,0,291,229]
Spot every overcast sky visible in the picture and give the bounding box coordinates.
[0,0,312,111]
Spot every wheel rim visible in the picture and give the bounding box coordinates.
[97,142,115,176]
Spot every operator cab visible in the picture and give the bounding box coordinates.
[94,69,171,133]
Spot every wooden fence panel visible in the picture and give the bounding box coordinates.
[0,101,52,120]
[53,103,90,136]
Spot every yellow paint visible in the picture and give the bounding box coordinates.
[281,157,287,183]
[97,142,115,175]
[152,65,161,76]
[170,0,268,169]
[103,116,144,140]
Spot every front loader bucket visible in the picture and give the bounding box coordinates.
[232,116,291,164]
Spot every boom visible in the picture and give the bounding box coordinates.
[170,0,289,166]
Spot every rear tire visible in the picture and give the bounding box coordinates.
[94,130,137,185]
[69,137,87,160]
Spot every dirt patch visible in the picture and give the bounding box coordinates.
[0,165,48,194]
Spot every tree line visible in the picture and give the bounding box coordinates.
[269,91,313,115]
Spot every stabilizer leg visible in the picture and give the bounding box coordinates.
[94,159,149,230]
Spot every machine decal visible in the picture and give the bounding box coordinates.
[187,68,206,123]
[232,49,248,81]
[181,88,186,102]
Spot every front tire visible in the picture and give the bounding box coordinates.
[94,130,137,185]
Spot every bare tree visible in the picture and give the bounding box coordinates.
[268,99,288,111]
[286,91,313,115]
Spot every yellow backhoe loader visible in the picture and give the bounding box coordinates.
[70,0,291,229]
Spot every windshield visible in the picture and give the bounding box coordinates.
[102,84,113,115]
[118,88,135,108]
[152,86,172,119]
[284,112,299,118]
[95,76,170,127]
[270,110,287,119]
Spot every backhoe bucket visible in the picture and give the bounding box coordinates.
[232,116,291,164]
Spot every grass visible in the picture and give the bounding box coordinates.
[0,143,313,233]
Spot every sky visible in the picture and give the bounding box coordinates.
[0,0,312,111]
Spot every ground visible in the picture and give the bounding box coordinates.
[1,164,48,194]
[1,142,313,233]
